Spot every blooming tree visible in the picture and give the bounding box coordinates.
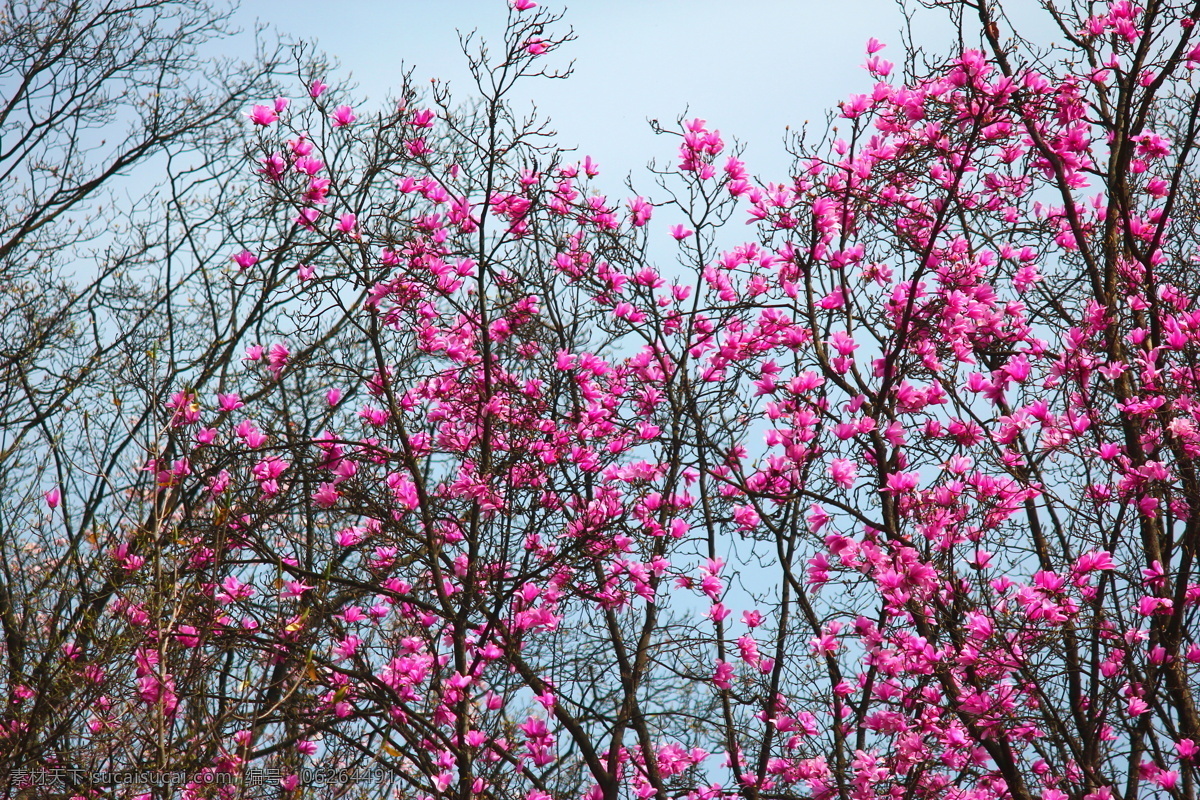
[10,1,1200,799]
[0,0,320,792]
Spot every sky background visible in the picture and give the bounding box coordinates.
[231,0,965,186]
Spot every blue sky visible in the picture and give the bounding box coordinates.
[233,0,951,184]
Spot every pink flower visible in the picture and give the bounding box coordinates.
[337,526,365,547]
[829,330,857,355]
[243,344,263,361]
[208,469,231,495]
[258,153,286,182]
[312,482,340,508]
[511,0,537,9]
[285,136,312,159]
[267,343,289,380]
[247,105,277,126]
[232,250,258,271]
[217,575,254,604]
[525,37,547,55]
[330,105,357,127]
[970,549,994,569]
[217,393,243,412]
[294,208,320,230]
[732,504,760,531]
[310,78,328,98]
[281,580,315,598]
[829,458,857,488]
[840,94,871,118]
[1003,354,1031,382]
[712,660,734,689]
[669,224,693,240]
[295,156,324,176]
[242,427,268,448]
[1074,550,1115,572]
[166,390,201,426]
[627,196,653,227]
[810,623,841,655]
[884,472,920,492]
[45,488,61,509]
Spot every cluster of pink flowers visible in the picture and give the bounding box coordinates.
[27,1,1200,798]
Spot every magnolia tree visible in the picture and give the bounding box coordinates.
[12,0,1200,798]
